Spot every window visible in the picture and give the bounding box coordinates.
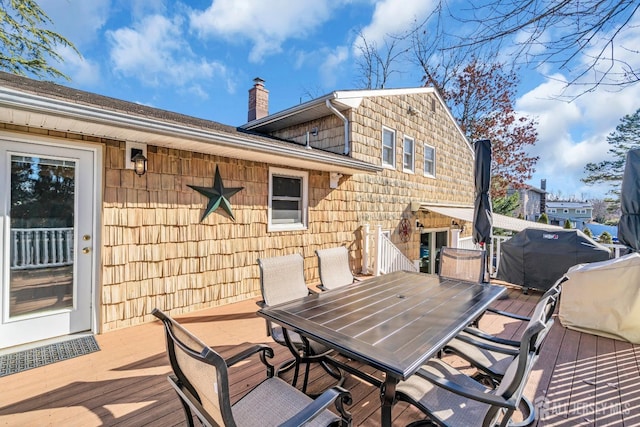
[382,127,396,168]
[403,136,415,172]
[548,208,557,213]
[268,168,308,231]
[423,144,435,177]
[576,208,587,214]
[563,209,569,214]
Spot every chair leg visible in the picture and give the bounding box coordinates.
[175,393,196,427]
[507,396,536,427]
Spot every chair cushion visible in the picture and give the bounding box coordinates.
[233,377,340,427]
[396,359,493,427]
[445,333,513,377]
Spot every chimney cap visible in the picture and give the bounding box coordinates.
[253,77,265,85]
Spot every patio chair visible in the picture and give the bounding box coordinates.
[395,296,551,427]
[315,246,362,291]
[438,246,486,283]
[463,277,565,347]
[257,254,344,393]
[152,309,352,427]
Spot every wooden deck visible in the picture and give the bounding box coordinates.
[1,286,639,426]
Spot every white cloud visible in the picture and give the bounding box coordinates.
[39,0,111,48]
[189,0,340,62]
[517,71,640,199]
[56,45,102,86]
[319,46,350,88]
[355,0,436,52]
[107,14,232,96]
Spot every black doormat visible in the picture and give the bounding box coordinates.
[0,335,100,377]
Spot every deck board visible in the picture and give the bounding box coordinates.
[1,287,639,426]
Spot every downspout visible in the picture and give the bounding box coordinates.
[326,99,350,155]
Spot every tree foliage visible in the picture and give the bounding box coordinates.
[492,191,519,216]
[0,0,79,79]
[599,231,613,244]
[583,108,640,209]
[563,219,573,229]
[538,212,549,224]
[442,60,539,197]
[582,227,593,238]
[420,0,640,96]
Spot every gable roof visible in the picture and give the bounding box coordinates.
[0,72,380,175]
[241,87,473,155]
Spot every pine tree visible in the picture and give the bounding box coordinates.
[0,0,80,79]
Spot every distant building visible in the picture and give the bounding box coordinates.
[507,181,546,221]
[545,201,593,228]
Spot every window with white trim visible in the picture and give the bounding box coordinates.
[403,136,415,173]
[576,208,587,214]
[423,144,435,177]
[563,209,569,214]
[548,208,557,213]
[268,168,308,231]
[382,127,396,168]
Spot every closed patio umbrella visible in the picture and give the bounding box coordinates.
[618,148,640,252]
[473,139,493,247]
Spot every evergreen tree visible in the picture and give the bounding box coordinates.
[0,0,80,79]
[563,219,572,229]
[583,108,640,210]
[538,212,549,224]
[582,227,593,238]
[599,231,613,244]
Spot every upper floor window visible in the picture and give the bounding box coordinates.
[382,127,396,168]
[548,208,557,213]
[403,136,415,173]
[424,144,435,177]
[563,209,569,214]
[576,208,587,214]
[268,167,308,231]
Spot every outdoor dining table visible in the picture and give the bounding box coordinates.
[257,270,506,426]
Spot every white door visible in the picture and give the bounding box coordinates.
[0,139,96,349]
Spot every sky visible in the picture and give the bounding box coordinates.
[36,0,640,201]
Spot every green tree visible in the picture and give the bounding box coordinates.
[492,192,519,215]
[583,108,640,210]
[599,231,613,244]
[582,227,593,238]
[563,219,572,229]
[0,0,80,79]
[538,212,549,224]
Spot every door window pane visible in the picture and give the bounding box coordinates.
[9,156,75,317]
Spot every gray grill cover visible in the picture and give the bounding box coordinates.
[497,228,611,291]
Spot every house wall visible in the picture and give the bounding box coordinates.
[261,92,476,262]
[0,90,475,333]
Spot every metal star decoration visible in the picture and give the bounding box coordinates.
[188,166,244,222]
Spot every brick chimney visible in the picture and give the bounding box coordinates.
[248,77,269,122]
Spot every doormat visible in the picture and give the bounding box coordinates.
[0,335,100,377]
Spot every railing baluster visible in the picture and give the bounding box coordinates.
[9,227,74,270]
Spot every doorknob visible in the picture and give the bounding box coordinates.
[83,247,91,254]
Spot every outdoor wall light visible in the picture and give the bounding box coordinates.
[131,148,147,176]
[416,221,425,232]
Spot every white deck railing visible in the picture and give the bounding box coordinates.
[362,224,418,276]
[10,227,74,269]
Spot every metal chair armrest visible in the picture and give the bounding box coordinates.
[486,307,531,321]
[414,367,517,410]
[224,344,274,367]
[462,327,521,348]
[279,386,352,427]
[451,334,519,356]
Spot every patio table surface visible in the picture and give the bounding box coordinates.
[258,270,505,426]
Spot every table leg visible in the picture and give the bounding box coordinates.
[380,376,399,427]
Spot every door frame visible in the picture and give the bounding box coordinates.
[0,130,103,342]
